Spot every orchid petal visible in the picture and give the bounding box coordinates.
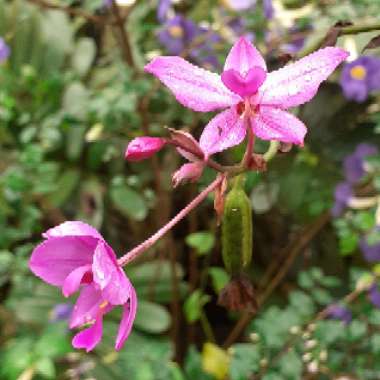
[199,108,247,156]
[29,237,94,287]
[259,47,349,108]
[42,221,103,240]
[115,285,138,351]
[125,137,166,161]
[145,56,239,112]
[224,37,267,75]
[62,265,92,298]
[72,315,103,352]
[221,67,266,97]
[251,106,307,145]
[70,285,104,328]
[92,241,130,305]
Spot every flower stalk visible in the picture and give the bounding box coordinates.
[117,175,223,266]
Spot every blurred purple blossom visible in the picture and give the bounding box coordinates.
[158,16,220,69]
[0,38,10,62]
[343,143,378,184]
[159,16,200,55]
[369,284,380,309]
[263,0,274,19]
[326,304,352,324]
[359,232,380,262]
[157,0,172,23]
[50,303,73,322]
[340,56,380,102]
[331,182,353,217]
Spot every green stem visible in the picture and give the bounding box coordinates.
[200,310,216,343]
[263,141,280,162]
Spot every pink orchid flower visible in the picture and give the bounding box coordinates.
[145,37,348,151]
[29,221,137,352]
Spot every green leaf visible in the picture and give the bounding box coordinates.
[209,267,230,294]
[35,357,56,379]
[110,183,148,221]
[134,301,171,334]
[277,349,302,379]
[347,320,367,341]
[62,82,89,120]
[185,231,215,255]
[71,37,95,76]
[229,343,260,380]
[184,290,210,323]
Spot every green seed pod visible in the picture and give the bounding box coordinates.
[221,175,253,275]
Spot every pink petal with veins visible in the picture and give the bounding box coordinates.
[62,264,92,298]
[199,108,247,156]
[42,221,103,240]
[70,285,104,328]
[115,285,138,351]
[145,56,239,112]
[72,315,104,352]
[251,106,307,145]
[125,137,166,161]
[92,241,130,305]
[224,37,267,75]
[259,47,349,109]
[221,67,267,97]
[29,237,94,287]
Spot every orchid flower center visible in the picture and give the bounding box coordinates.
[221,66,267,98]
[350,65,367,81]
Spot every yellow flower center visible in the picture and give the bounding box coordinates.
[350,65,367,80]
[99,300,108,310]
[168,25,184,38]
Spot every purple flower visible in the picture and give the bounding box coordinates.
[343,143,378,184]
[331,182,353,217]
[146,37,348,150]
[369,284,380,309]
[360,231,380,262]
[157,0,172,23]
[29,221,137,352]
[327,304,352,324]
[263,0,274,19]
[0,38,10,62]
[340,56,380,102]
[158,16,201,55]
[50,303,73,322]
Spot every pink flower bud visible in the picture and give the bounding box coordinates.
[172,162,204,188]
[125,137,166,161]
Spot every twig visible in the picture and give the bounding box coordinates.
[299,22,380,58]
[118,176,223,266]
[110,0,135,68]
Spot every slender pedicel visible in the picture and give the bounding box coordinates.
[118,176,223,266]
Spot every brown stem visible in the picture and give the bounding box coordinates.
[110,0,135,68]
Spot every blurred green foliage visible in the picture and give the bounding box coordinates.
[1,0,380,379]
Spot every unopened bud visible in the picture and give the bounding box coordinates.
[125,137,166,161]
